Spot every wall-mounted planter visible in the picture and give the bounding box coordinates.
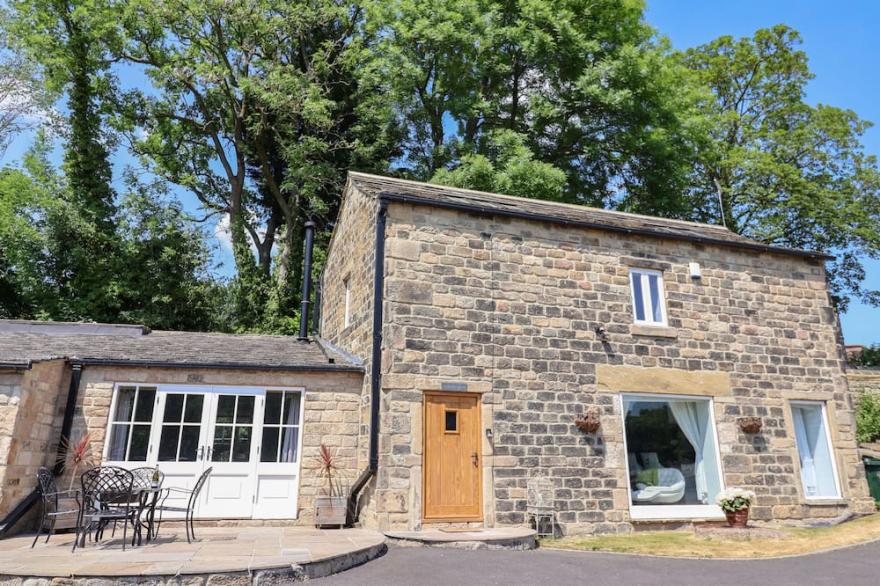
[738,417,762,434]
[575,408,601,434]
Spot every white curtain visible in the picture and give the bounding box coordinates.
[669,401,708,503]
[280,393,301,463]
[792,404,838,498]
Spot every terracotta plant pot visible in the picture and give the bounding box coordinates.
[574,408,601,434]
[725,507,749,528]
[737,417,762,434]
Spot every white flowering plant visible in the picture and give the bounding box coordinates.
[715,488,756,512]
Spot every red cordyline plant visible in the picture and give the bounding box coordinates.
[56,433,94,490]
[315,444,343,498]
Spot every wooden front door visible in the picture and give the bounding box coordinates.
[423,392,482,521]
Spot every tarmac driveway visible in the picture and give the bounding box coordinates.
[315,540,880,585]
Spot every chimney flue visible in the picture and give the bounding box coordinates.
[298,221,316,340]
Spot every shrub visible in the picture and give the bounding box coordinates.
[856,393,880,444]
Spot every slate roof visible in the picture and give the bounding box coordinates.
[348,172,831,260]
[0,320,363,372]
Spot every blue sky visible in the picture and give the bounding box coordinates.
[2,1,877,343]
[646,0,880,344]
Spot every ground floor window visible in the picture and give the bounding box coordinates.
[622,394,724,519]
[791,401,840,499]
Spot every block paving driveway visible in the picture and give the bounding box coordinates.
[316,540,880,585]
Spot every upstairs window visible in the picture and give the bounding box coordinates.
[629,268,667,326]
[343,277,351,329]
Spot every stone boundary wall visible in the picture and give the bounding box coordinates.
[849,368,880,396]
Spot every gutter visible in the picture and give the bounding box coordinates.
[0,362,82,537]
[378,191,834,261]
[73,358,363,373]
[347,198,388,524]
[0,362,31,370]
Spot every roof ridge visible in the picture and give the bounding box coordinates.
[347,171,732,233]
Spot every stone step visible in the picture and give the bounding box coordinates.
[384,526,538,550]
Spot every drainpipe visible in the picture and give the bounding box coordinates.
[347,198,387,524]
[0,362,83,537]
[54,363,83,475]
[298,221,316,341]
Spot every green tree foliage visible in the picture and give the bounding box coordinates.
[856,393,880,444]
[431,130,567,200]
[851,344,880,368]
[7,0,121,317]
[111,0,400,332]
[0,135,220,329]
[680,26,880,311]
[377,0,698,213]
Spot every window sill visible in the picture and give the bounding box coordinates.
[631,324,678,339]
[803,498,847,506]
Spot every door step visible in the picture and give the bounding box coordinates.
[384,527,537,550]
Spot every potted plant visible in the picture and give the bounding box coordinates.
[314,444,348,528]
[716,488,756,528]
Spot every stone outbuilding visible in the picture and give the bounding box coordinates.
[0,320,364,532]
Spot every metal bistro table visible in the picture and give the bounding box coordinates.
[136,486,164,543]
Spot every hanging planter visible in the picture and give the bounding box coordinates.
[574,408,601,434]
[738,417,763,434]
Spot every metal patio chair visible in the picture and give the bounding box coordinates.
[73,466,140,552]
[31,467,79,547]
[154,466,212,543]
[526,473,557,538]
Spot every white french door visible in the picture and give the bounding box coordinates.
[104,384,304,520]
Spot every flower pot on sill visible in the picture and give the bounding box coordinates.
[315,495,347,528]
[725,507,749,528]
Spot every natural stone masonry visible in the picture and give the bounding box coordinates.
[0,526,385,583]
[64,366,365,524]
[322,176,874,535]
[0,360,67,520]
[849,368,880,397]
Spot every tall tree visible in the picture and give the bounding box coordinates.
[376,0,698,213]
[680,26,880,311]
[7,0,121,318]
[113,0,400,332]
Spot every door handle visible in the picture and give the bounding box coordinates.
[471,452,479,467]
[197,446,205,461]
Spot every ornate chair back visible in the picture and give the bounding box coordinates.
[35,467,59,513]
[80,466,135,512]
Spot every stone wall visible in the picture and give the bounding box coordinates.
[320,182,380,525]
[0,360,68,519]
[361,200,873,533]
[66,365,364,524]
[849,368,880,396]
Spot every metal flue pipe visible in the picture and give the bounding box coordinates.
[298,221,316,340]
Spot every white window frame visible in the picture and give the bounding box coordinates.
[790,400,842,500]
[619,393,726,520]
[102,383,306,467]
[104,384,158,463]
[628,268,668,326]
[343,277,352,329]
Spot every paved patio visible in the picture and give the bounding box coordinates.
[0,527,385,581]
